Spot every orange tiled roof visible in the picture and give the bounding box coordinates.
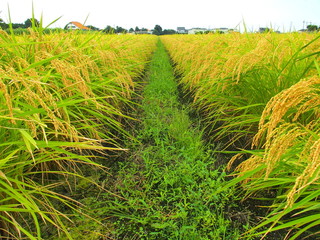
[70,21,90,30]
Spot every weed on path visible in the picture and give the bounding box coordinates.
[103,40,242,239]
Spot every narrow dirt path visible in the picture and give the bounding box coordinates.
[104,40,240,239]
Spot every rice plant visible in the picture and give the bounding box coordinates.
[0,22,157,238]
[162,33,320,149]
[162,32,320,238]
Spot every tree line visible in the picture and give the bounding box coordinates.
[2,16,319,34]
[93,24,176,35]
[0,16,177,35]
[0,17,40,29]
[306,24,319,31]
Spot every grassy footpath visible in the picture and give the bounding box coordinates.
[102,40,241,239]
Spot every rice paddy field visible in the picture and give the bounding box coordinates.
[0,28,157,239]
[162,32,320,239]
[1,26,320,239]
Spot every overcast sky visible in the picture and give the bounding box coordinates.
[0,0,319,32]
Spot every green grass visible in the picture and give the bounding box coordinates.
[91,40,242,239]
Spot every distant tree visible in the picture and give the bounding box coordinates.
[24,18,40,28]
[86,25,100,31]
[213,30,224,34]
[129,28,134,33]
[141,28,148,31]
[103,25,115,34]
[115,26,127,33]
[12,23,25,29]
[0,16,8,29]
[152,25,162,35]
[263,27,271,33]
[135,26,140,32]
[307,24,318,31]
[162,29,176,35]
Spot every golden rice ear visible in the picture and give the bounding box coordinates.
[227,153,243,171]
[249,76,320,207]
[286,137,320,208]
[235,155,265,184]
[51,57,92,101]
[0,81,15,124]
[254,76,320,147]
[263,123,307,178]
[232,36,273,83]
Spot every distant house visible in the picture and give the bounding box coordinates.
[212,27,229,34]
[188,28,207,34]
[298,29,307,33]
[65,21,90,30]
[135,29,153,34]
[177,27,187,34]
[227,28,239,33]
[257,27,280,33]
[258,27,270,33]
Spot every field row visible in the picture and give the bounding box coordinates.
[161,33,320,238]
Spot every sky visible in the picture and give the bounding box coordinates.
[0,0,319,32]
